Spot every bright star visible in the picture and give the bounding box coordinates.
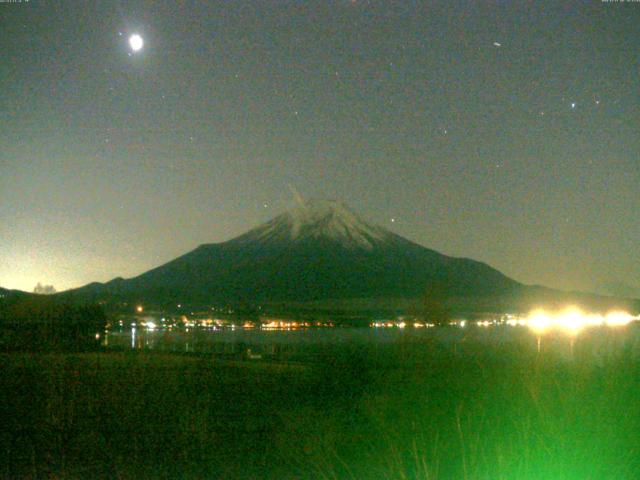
[129,34,144,52]
[571,102,576,109]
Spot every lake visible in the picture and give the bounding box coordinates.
[104,322,640,363]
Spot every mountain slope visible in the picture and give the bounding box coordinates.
[61,200,638,314]
[66,200,517,304]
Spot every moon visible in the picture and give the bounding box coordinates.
[129,34,144,52]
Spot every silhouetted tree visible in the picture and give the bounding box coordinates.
[0,296,106,352]
[33,283,57,295]
[417,281,452,325]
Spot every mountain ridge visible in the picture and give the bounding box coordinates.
[58,200,639,315]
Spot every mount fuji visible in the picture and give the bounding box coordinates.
[61,200,637,315]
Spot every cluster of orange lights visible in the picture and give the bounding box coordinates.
[131,304,637,335]
[261,320,333,329]
[370,321,435,328]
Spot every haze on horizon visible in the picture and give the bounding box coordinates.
[1,1,638,297]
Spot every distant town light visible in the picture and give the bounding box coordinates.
[136,305,143,313]
[556,308,584,335]
[605,311,636,327]
[525,307,638,335]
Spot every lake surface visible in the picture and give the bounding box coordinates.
[104,323,640,363]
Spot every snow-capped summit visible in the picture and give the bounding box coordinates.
[239,199,391,250]
[64,198,529,310]
[61,198,637,315]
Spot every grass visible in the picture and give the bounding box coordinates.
[1,327,640,479]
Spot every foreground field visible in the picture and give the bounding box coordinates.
[2,329,640,479]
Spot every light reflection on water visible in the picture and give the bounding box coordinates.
[105,323,640,362]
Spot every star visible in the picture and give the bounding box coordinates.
[571,102,576,109]
[493,42,502,47]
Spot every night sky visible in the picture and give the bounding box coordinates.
[1,1,638,296]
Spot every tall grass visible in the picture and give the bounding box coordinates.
[1,327,639,478]
[278,328,640,479]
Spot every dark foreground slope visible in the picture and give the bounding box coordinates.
[0,287,31,300]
